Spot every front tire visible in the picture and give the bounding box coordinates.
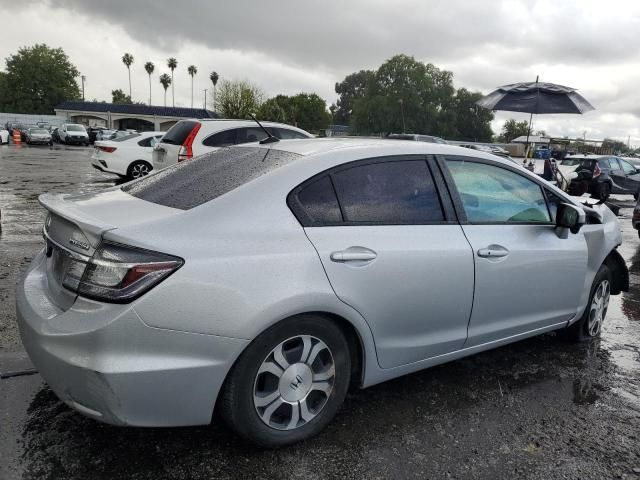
[220,315,351,448]
[566,264,611,342]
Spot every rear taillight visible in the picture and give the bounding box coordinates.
[98,146,117,153]
[62,241,183,303]
[177,123,201,162]
[593,163,601,178]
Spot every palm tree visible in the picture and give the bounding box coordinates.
[209,71,219,111]
[187,65,198,108]
[144,61,155,105]
[159,73,172,107]
[167,57,177,107]
[122,53,134,100]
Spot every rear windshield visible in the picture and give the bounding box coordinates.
[122,147,301,210]
[112,133,140,142]
[160,120,198,145]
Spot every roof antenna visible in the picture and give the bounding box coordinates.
[249,113,279,144]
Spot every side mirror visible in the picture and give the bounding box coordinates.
[556,203,585,235]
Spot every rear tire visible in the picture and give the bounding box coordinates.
[565,264,611,342]
[127,160,152,179]
[220,315,351,448]
[598,182,611,202]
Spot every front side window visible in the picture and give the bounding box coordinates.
[331,160,444,223]
[276,128,309,140]
[619,159,636,175]
[446,159,551,223]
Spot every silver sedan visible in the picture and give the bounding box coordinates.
[17,138,628,447]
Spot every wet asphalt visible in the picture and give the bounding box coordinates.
[0,144,639,480]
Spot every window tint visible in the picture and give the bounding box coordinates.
[295,176,342,225]
[161,120,199,145]
[202,128,236,147]
[137,136,153,147]
[235,127,269,144]
[608,157,620,170]
[620,159,636,175]
[123,147,300,210]
[276,128,309,140]
[331,160,444,223]
[446,160,551,223]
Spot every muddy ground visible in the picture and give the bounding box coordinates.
[1,144,639,479]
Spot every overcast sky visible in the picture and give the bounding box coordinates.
[3,0,640,144]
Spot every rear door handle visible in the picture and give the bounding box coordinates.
[330,247,377,263]
[477,246,509,258]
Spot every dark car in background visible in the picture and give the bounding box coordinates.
[633,196,640,238]
[567,155,640,200]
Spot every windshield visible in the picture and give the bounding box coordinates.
[66,125,85,132]
[560,159,582,166]
[122,147,301,210]
[31,129,48,134]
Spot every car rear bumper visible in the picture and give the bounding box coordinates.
[16,250,248,427]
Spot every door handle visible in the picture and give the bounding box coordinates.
[477,246,509,258]
[330,247,377,263]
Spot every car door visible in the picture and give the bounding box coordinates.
[618,158,640,194]
[291,156,475,369]
[607,157,628,193]
[441,156,588,347]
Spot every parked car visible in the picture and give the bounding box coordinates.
[17,138,628,447]
[460,144,517,164]
[152,119,311,169]
[87,126,109,144]
[386,133,448,144]
[633,195,640,238]
[566,155,640,200]
[26,127,52,145]
[58,123,89,145]
[91,131,164,179]
[0,128,9,144]
[18,124,35,142]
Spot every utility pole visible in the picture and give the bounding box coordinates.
[203,89,208,109]
[81,75,86,101]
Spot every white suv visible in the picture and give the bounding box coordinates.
[152,119,312,169]
[59,123,89,146]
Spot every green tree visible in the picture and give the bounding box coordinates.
[122,53,134,100]
[602,138,629,154]
[498,119,530,142]
[215,79,263,119]
[167,57,177,107]
[159,73,171,107]
[111,88,132,104]
[334,69,375,124]
[187,65,197,108]
[257,93,330,132]
[349,54,456,136]
[452,88,494,141]
[0,44,80,114]
[209,71,219,111]
[144,61,154,105]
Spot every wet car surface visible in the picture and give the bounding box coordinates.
[1,144,639,479]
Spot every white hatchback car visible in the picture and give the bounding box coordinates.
[92,131,164,179]
[152,119,312,169]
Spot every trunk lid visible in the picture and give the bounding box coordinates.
[39,189,183,310]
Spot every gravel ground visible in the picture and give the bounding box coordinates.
[0,144,639,480]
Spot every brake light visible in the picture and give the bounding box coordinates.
[593,163,601,178]
[62,241,183,303]
[98,146,117,153]
[177,123,201,162]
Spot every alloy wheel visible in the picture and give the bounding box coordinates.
[587,279,610,337]
[131,163,150,178]
[253,335,335,431]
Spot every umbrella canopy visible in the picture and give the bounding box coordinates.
[476,82,595,114]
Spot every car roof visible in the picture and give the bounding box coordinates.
[238,137,508,163]
[179,118,310,134]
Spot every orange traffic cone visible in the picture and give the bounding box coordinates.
[12,130,21,144]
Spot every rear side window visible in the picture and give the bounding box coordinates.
[202,128,236,147]
[161,120,199,145]
[294,177,342,225]
[123,147,300,210]
[332,160,443,223]
[276,128,309,140]
[137,136,154,147]
[236,127,269,144]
